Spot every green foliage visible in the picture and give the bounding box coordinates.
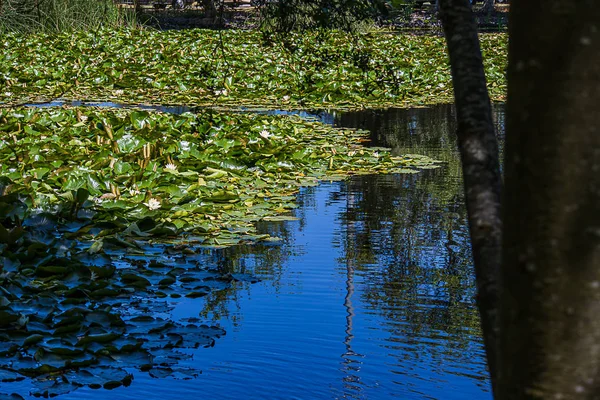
[0,106,440,395]
[255,0,389,33]
[0,29,507,109]
[0,0,136,34]
[0,107,438,244]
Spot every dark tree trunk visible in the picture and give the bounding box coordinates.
[202,0,217,18]
[481,0,494,15]
[499,0,600,398]
[438,0,503,393]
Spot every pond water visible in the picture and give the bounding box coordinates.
[5,104,504,399]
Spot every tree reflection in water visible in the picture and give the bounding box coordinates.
[331,104,504,394]
[139,104,503,400]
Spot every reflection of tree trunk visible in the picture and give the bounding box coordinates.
[340,237,362,390]
[343,259,355,356]
[438,0,502,394]
[444,227,459,275]
[499,1,600,398]
[339,193,364,389]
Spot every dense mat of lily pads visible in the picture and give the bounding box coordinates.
[0,29,507,109]
[0,107,438,243]
[0,107,437,396]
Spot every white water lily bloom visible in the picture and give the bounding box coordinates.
[4,92,12,97]
[259,130,271,139]
[180,140,190,151]
[144,198,161,210]
[114,89,124,96]
[129,188,141,196]
[214,89,228,96]
[282,95,290,101]
[165,163,178,171]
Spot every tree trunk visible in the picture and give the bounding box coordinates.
[499,0,600,398]
[481,0,494,15]
[202,0,217,18]
[438,0,503,394]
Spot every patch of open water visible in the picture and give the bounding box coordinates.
[6,104,503,399]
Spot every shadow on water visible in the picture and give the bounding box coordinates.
[6,103,502,399]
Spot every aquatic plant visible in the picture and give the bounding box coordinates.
[0,105,440,396]
[0,107,438,244]
[0,29,507,109]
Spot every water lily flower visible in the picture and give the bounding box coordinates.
[180,140,190,151]
[114,89,124,96]
[214,89,228,96]
[4,92,12,97]
[129,188,141,196]
[282,95,290,101]
[144,198,161,210]
[259,130,271,139]
[165,163,178,171]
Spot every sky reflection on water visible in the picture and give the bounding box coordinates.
[12,104,503,399]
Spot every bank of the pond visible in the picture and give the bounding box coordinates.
[0,29,507,110]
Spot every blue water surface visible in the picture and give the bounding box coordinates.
[6,104,503,399]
